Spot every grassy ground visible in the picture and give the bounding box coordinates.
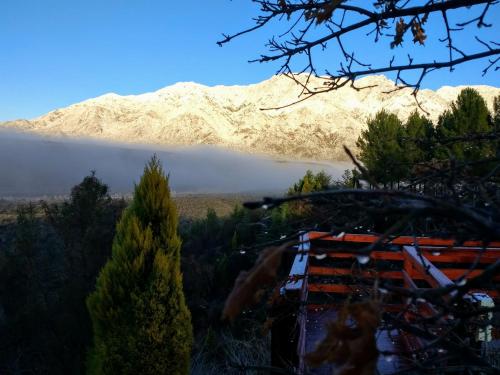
[0,193,264,224]
[174,193,260,219]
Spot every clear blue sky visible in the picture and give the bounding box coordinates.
[1,0,499,120]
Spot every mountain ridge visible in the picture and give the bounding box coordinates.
[2,75,499,161]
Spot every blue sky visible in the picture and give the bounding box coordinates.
[1,0,499,120]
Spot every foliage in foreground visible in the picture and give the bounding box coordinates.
[0,174,125,375]
[191,329,270,375]
[220,89,500,375]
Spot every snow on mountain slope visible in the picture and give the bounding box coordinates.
[2,75,499,161]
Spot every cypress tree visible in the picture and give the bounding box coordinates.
[86,156,192,375]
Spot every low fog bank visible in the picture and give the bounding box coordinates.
[0,130,352,198]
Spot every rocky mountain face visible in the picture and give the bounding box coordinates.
[2,75,499,161]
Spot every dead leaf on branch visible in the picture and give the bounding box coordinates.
[315,0,343,25]
[411,20,427,45]
[279,0,292,19]
[261,317,276,335]
[305,300,381,375]
[391,18,407,48]
[222,241,294,322]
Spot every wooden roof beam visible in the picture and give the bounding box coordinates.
[308,231,500,248]
[285,233,310,293]
[403,246,453,289]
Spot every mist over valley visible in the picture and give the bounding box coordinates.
[0,130,350,198]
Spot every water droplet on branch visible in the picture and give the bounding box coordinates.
[356,255,370,264]
[384,354,396,362]
[314,253,327,260]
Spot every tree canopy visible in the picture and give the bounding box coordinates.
[436,87,494,161]
[355,88,499,186]
[356,110,408,186]
[404,110,435,165]
[287,169,332,195]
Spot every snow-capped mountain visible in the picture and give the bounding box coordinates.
[2,75,499,161]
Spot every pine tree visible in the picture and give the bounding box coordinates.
[436,88,493,161]
[86,156,192,375]
[493,95,500,158]
[403,111,435,165]
[356,110,408,187]
[493,96,500,130]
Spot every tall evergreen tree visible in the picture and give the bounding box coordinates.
[493,96,500,130]
[356,110,408,186]
[403,111,435,165]
[86,157,192,375]
[435,88,493,161]
[493,96,500,158]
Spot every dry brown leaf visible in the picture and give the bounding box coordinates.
[261,317,276,335]
[305,300,381,375]
[305,10,315,21]
[391,18,406,48]
[411,21,427,45]
[279,0,292,20]
[316,0,342,24]
[221,242,293,322]
[267,284,285,307]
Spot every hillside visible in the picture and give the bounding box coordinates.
[2,75,499,161]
